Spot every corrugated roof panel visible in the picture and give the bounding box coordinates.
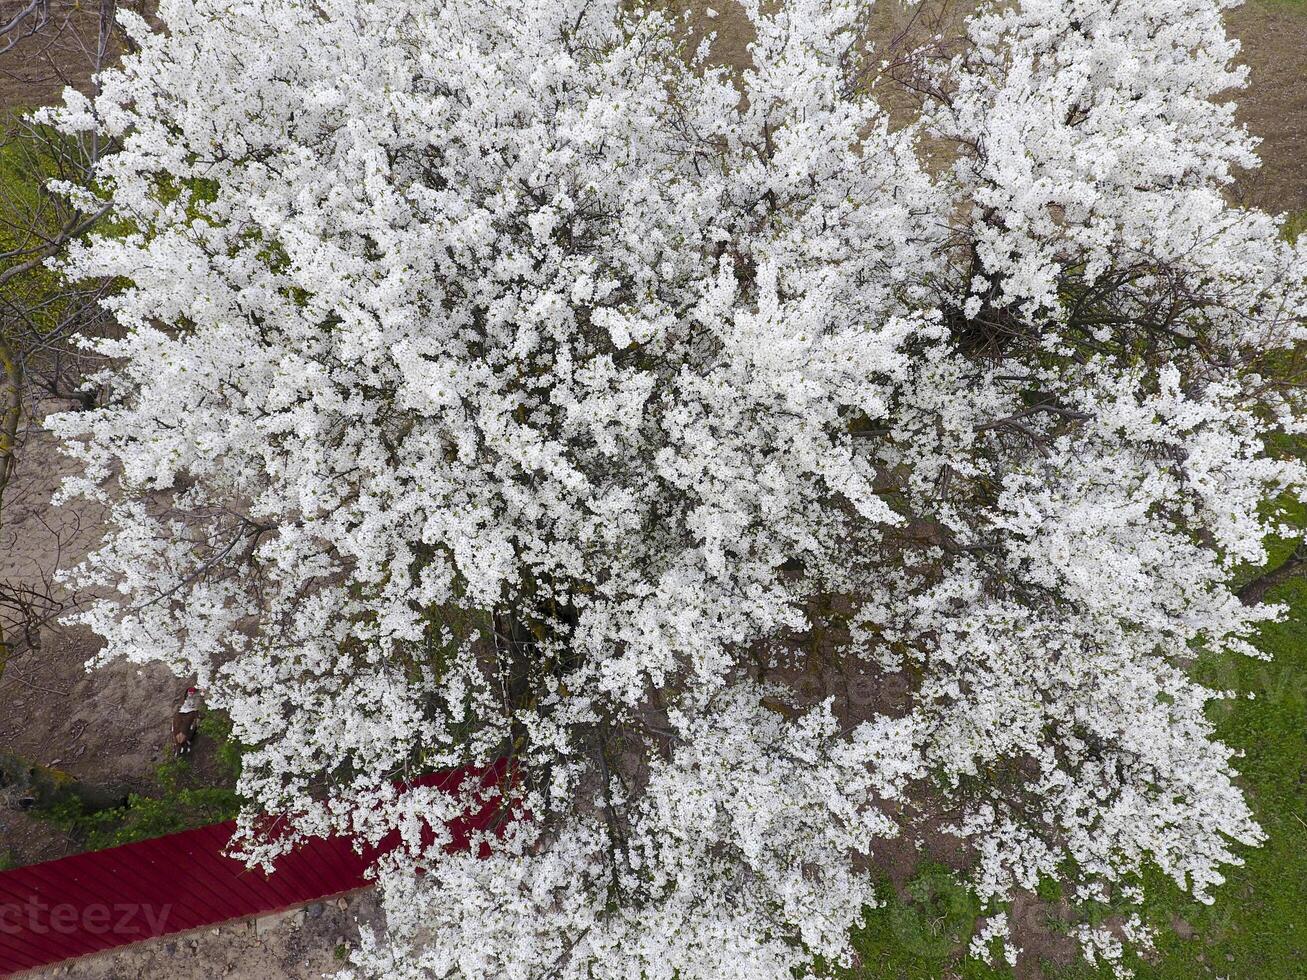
[0,761,510,977]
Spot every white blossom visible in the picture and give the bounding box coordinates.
[43,0,1307,976]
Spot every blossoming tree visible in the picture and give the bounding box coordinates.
[44,0,1307,975]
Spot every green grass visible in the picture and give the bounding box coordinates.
[1135,592,1307,976]
[824,867,1010,980]
[1284,210,1307,244]
[29,715,246,852]
[37,756,242,851]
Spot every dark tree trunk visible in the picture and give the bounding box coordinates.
[490,600,580,816]
[1238,543,1307,606]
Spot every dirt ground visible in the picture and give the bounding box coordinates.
[0,0,1303,978]
[28,890,384,980]
[0,412,185,867]
[1227,1,1307,215]
[0,0,142,110]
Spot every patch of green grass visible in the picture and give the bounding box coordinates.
[199,710,247,780]
[1133,572,1307,979]
[0,120,73,325]
[39,757,242,850]
[821,867,1008,980]
[1283,210,1307,244]
[35,711,249,852]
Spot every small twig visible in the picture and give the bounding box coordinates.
[3,669,69,698]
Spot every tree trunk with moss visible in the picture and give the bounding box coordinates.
[1239,542,1307,606]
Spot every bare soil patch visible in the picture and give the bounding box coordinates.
[0,0,140,109]
[0,415,190,866]
[1228,2,1307,214]
[27,890,383,979]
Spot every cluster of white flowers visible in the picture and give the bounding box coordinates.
[42,0,1307,976]
[969,912,1017,968]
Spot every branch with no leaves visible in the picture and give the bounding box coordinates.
[0,0,50,57]
[0,200,112,292]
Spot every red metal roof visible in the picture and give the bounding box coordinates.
[0,760,510,976]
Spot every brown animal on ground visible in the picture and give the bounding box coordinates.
[171,687,201,756]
